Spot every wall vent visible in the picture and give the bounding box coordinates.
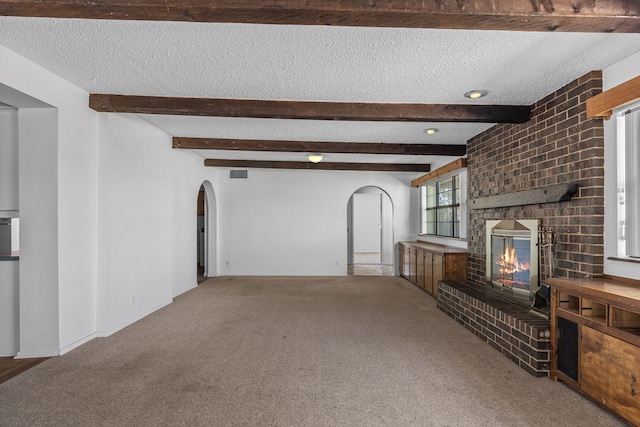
[230,170,248,179]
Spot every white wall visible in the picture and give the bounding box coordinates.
[56,92,98,354]
[381,193,393,265]
[171,156,219,296]
[0,44,217,355]
[1,44,99,357]
[0,40,422,357]
[215,168,415,275]
[18,108,60,357]
[603,50,640,281]
[95,113,215,336]
[353,193,381,253]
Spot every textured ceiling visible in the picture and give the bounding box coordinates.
[1,17,640,167]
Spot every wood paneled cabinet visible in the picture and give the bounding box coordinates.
[399,242,468,298]
[548,276,640,426]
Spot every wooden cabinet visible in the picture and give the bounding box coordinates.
[548,276,640,426]
[399,242,468,298]
[401,244,411,278]
[416,249,425,290]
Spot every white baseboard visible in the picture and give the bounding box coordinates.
[96,298,173,338]
[59,332,97,355]
[172,282,198,298]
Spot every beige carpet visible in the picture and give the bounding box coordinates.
[0,276,626,426]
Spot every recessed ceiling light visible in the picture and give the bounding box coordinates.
[464,90,488,99]
[424,128,439,135]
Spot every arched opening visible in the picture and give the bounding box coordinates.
[347,186,394,276]
[197,181,217,281]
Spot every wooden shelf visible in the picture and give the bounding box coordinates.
[558,292,579,314]
[611,306,640,337]
[580,299,607,324]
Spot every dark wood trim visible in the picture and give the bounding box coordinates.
[204,159,429,172]
[90,94,531,123]
[174,137,466,156]
[1,1,639,33]
[411,158,467,187]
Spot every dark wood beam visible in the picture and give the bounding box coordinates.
[90,95,530,123]
[204,159,429,172]
[174,137,466,156]
[468,183,579,209]
[1,1,638,33]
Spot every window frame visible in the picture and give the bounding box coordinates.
[420,173,462,238]
[616,100,640,258]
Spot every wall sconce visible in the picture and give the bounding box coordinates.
[307,153,324,163]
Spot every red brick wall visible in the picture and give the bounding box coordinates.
[466,71,604,285]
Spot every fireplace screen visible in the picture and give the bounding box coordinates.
[491,234,531,290]
[486,219,539,302]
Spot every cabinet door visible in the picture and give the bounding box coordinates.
[432,253,443,298]
[580,326,640,426]
[400,245,409,278]
[409,248,417,284]
[443,253,467,281]
[399,245,406,278]
[424,254,434,295]
[557,317,579,381]
[416,249,425,290]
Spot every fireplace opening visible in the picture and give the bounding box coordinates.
[486,219,539,304]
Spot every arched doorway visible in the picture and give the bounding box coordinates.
[347,186,394,276]
[197,181,217,281]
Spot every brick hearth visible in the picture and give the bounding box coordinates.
[438,280,550,377]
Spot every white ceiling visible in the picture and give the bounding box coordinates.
[1,17,640,167]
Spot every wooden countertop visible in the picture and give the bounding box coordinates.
[400,241,469,254]
[547,276,640,312]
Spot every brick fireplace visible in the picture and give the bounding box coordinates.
[467,71,605,283]
[437,71,605,376]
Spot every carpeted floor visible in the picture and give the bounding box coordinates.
[0,276,626,426]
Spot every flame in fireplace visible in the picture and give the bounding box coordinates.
[497,246,530,275]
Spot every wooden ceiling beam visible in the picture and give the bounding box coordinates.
[173,137,466,156]
[411,158,467,187]
[586,75,640,119]
[204,159,429,172]
[90,95,530,123]
[1,1,638,33]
